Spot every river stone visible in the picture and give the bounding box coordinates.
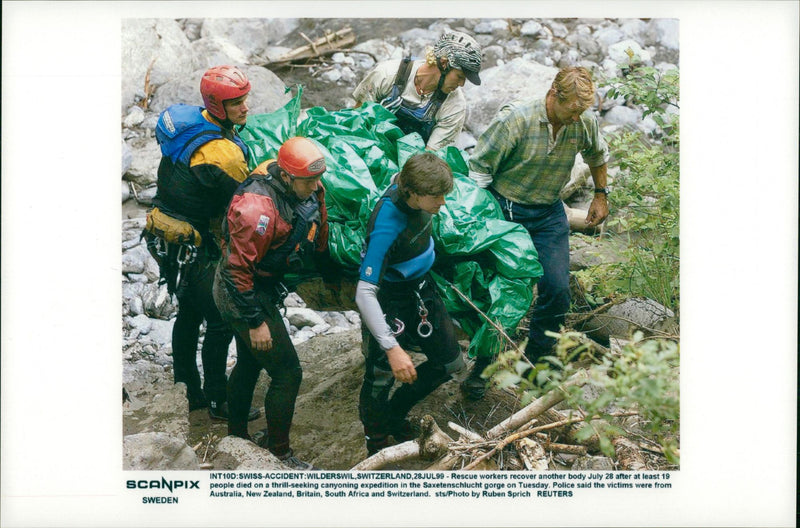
[214,436,288,470]
[124,140,160,187]
[123,432,199,470]
[284,307,326,328]
[143,283,177,320]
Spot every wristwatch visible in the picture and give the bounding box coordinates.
[594,187,610,195]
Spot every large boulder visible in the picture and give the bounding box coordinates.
[463,58,557,136]
[121,19,198,113]
[123,432,199,470]
[148,65,291,117]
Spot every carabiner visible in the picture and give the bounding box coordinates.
[414,290,433,338]
[388,317,405,336]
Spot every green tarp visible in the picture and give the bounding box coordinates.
[240,87,543,357]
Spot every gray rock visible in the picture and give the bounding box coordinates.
[593,26,627,49]
[180,18,203,41]
[283,292,306,308]
[123,106,146,127]
[129,296,145,316]
[320,69,342,83]
[603,105,642,127]
[285,307,326,328]
[201,18,300,53]
[123,140,160,187]
[148,65,291,117]
[190,36,249,69]
[122,181,131,203]
[123,432,200,470]
[339,66,357,84]
[645,19,679,50]
[608,39,652,66]
[463,58,557,136]
[121,138,133,176]
[331,52,355,66]
[121,19,197,112]
[520,20,543,37]
[473,19,510,36]
[578,297,676,343]
[291,327,317,345]
[143,284,177,320]
[214,436,288,470]
[481,45,505,69]
[352,39,401,66]
[136,185,158,206]
[145,319,174,346]
[122,248,146,275]
[545,21,569,39]
[129,314,153,335]
[619,18,648,43]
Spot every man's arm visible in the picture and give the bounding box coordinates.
[585,163,609,227]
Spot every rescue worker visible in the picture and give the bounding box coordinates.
[144,65,260,421]
[464,66,610,399]
[352,31,482,151]
[355,152,465,456]
[213,136,339,470]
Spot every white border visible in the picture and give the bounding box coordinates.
[2,1,797,526]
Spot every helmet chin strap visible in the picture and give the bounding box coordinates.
[435,57,450,93]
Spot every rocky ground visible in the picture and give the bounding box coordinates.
[121,17,679,471]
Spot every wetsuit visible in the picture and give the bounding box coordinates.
[213,160,335,456]
[355,184,464,453]
[149,107,250,410]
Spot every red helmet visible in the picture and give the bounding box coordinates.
[200,65,251,120]
[277,137,326,178]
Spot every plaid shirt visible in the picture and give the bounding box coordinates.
[469,97,609,205]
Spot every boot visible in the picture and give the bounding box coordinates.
[209,401,261,422]
[277,449,318,471]
[387,417,419,443]
[365,434,391,457]
[460,355,493,400]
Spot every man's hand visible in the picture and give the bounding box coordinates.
[386,345,417,384]
[585,195,609,227]
[249,322,273,352]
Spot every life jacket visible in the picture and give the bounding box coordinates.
[155,104,250,166]
[152,104,250,232]
[226,166,322,277]
[362,184,435,284]
[380,56,447,144]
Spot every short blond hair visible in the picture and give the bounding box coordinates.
[551,66,596,110]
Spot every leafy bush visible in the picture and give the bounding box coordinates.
[485,330,680,465]
[577,64,680,313]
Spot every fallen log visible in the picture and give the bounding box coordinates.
[611,436,648,470]
[350,415,452,471]
[515,438,549,470]
[486,370,589,438]
[350,441,419,471]
[267,28,356,66]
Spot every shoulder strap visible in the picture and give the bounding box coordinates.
[392,53,414,91]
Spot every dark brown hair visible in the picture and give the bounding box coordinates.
[396,152,454,200]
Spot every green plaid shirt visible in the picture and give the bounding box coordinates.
[469,97,609,205]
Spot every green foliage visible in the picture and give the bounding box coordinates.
[487,330,680,465]
[585,64,681,313]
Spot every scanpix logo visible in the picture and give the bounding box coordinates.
[126,478,200,493]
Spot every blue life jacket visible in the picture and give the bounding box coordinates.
[155,104,250,166]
